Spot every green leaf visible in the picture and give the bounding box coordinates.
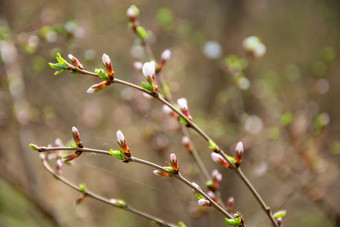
[56,52,67,64]
[116,199,126,207]
[95,68,108,80]
[49,62,68,70]
[109,149,125,160]
[151,220,158,226]
[178,221,187,227]
[194,192,204,200]
[179,118,188,125]
[224,218,241,226]
[79,183,86,192]
[141,82,154,93]
[163,166,174,173]
[273,210,287,219]
[136,26,148,39]
[54,70,65,75]
[208,140,219,151]
[226,155,236,165]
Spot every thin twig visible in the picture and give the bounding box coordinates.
[40,156,177,227]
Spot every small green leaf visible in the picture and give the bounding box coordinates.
[226,155,236,165]
[29,144,40,151]
[273,210,287,219]
[54,70,65,75]
[179,118,188,125]
[56,52,67,64]
[224,218,241,226]
[95,68,108,80]
[194,192,204,200]
[79,183,86,192]
[151,220,158,226]
[136,26,148,39]
[109,149,125,160]
[116,199,126,207]
[163,166,174,173]
[141,82,154,93]
[49,62,68,70]
[208,140,219,151]
[178,221,187,227]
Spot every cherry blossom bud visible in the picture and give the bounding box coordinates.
[56,159,63,175]
[235,141,244,167]
[161,49,171,61]
[177,98,192,121]
[276,217,282,227]
[61,152,79,162]
[211,152,230,168]
[74,195,85,205]
[198,198,210,207]
[227,196,234,212]
[162,105,177,118]
[206,170,222,192]
[68,54,84,69]
[87,80,111,93]
[72,126,83,148]
[133,61,143,71]
[142,61,156,80]
[153,169,171,177]
[169,153,179,173]
[102,53,114,79]
[182,136,192,153]
[127,5,139,18]
[207,191,220,204]
[116,130,131,157]
[191,182,202,193]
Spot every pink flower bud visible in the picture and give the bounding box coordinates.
[235,141,244,167]
[116,130,131,157]
[192,182,201,191]
[87,80,111,93]
[198,198,210,207]
[72,126,83,148]
[181,136,192,153]
[227,196,234,212]
[126,5,139,18]
[142,61,156,80]
[153,169,171,177]
[68,54,84,69]
[211,169,222,183]
[207,191,220,204]
[62,152,78,162]
[56,159,63,175]
[169,153,179,173]
[177,98,192,121]
[161,49,171,61]
[133,61,143,71]
[102,53,114,79]
[211,152,230,168]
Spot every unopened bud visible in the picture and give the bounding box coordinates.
[169,153,179,173]
[142,61,156,80]
[276,217,282,227]
[211,152,230,168]
[198,198,210,207]
[56,159,63,175]
[61,152,79,162]
[207,191,220,204]
[153,169,171,177]
[29,143,40,152]
[227,196,234,212]
[181,136,192,153]
[177,98,192,121]
[127,5,139,18]
[68,54,84,69]
[206,169,222,191]
[116,130,131,157]
[102,53,114,79]
[87,80,111,93]
[133,61,143,71]
[235,141,244,167]
[161,49,171,61]
[74,195,85,205]
[243,36,266,58]
[72,126,83,148]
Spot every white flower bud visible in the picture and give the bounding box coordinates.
[177,98,188,110]
[116,130,125,143]
[161,49,171,61]
[142,61,155,79]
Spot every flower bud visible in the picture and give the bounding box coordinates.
[133,61,143,71]
[235,141,244,167]
[116,130,131,157]
[56,159,63,175]
[127,5,139,18]
[68,54,84,69]
[161,49,171,61]
[142,61,156,80]
[177,98,192,121]
[74,195,85,205]
[198,198,210,207]
[207,191,220,204]
[226,196,234,212]
[181,136,192,153]
[211,152,230,168]
[62,152,79,162]
[72,126,83,148]
[243,36,266,58]
[29,143,40,152]
[87,80,111,93]
[153,169,171,177]
[102,53,114,79]
[169,153,179,173]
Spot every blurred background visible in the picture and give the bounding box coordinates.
[0,0,339,226]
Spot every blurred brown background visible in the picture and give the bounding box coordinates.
[0,0,339,226]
